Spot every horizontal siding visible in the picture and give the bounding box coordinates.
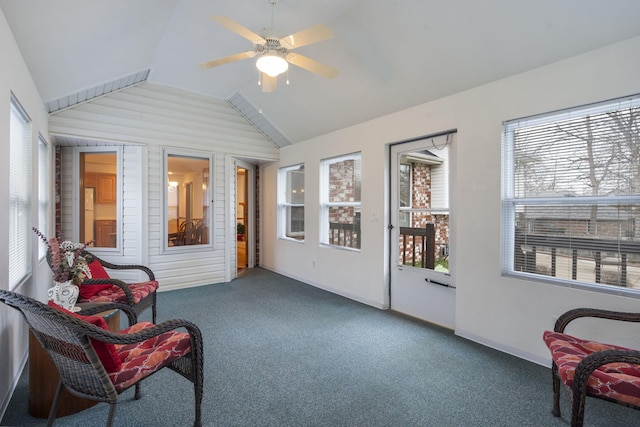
[52,83,274,291]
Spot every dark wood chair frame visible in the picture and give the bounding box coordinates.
[0,290,203,427]
[550,308,640,427]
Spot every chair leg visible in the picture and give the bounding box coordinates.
[47,380,64,426]
[106,402,117,427]
[134,382,142,400]
[551,362,561,417]
[570,382,587,427]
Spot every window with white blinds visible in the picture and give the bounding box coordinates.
[502,94,640,294]
[38,135,50,260]
[9,94,32,289]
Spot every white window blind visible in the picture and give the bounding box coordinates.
[9,95,32,289]
[502,94,640,293]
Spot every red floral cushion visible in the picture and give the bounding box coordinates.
[543,330,640,407]
[109,322,192,391]
[80,281,159,305]
[48,301,122,373]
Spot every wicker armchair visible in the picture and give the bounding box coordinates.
[0,290,203,427]
[48,249,158,323]
[543,308,640,427]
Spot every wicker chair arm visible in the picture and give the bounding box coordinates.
[82,250,155,280]
[83,318,202,346]
[79,302,137,326]
[98,261,155,280]
[81,278,135,305]
[573,348,640,390]
[554,308,640,333]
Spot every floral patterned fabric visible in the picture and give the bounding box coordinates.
[80,281,159,305]
[110,322,192,391]
[543,330,640,407]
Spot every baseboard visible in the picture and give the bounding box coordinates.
[260,265,388,310]
[455,328,551,367]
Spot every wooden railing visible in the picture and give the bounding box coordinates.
[399,223,435,269]
[515,232,640,285]
[329,221,361,248]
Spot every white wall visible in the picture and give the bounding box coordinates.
[261,35,640,365]
[0,8,51,419]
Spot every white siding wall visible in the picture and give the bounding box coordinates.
[50,83,278,291]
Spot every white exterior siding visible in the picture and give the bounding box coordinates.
[50,83,278,291]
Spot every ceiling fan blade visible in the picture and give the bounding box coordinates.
[198,51,256,69]
[211,16,266,45]
[261,74,278,93]
[286,53,338,79]
[279,24,334,50]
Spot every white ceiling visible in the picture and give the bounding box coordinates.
[2,0,640,144]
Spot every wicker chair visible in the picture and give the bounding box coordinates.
[0,290,203,427]
[543,308,640,427]
[48,249,159,323]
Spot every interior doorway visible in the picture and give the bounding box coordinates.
[236,165,249,274]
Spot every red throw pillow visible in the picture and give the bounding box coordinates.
[87,259,111,278]
[80,260,114,299]
[48,301,122,373]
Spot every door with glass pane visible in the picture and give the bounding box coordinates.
[390,133,455,328]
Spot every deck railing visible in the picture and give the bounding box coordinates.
[514,232,640,286]
[399,223,436,269]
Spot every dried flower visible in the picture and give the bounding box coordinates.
[33,228,92,285]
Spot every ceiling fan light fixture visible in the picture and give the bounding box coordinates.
[256,54,288,77]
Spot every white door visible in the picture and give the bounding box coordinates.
[389,133,456,329]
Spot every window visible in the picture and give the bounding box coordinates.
[38,135,50,260]
[9,94,32,289]
[165,151,212,248]
[320,153,361,250]
[502,94,640,293]
[79,151,119,248]
[278,164,305,241]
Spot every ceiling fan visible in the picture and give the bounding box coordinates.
[198,0,338,92]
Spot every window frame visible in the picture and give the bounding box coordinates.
[75,146,122,252]
[163,148,214,252]
[320,152,362,251]
[501,94,640,296]
[9,93,32,290]
[278,163,305,242]
[37,135,50,260]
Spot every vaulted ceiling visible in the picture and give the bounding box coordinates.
[2,0,640,144]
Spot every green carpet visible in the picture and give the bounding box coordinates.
[2,267,638,426]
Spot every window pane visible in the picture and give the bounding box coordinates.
[167,154,210,247]
[9,98,32,288]
[328,158,361,203]
[322,154,362,249]
[80,152,118,248]
[503,95,640,291]
[279,164,305,241]
[397,143,451,273]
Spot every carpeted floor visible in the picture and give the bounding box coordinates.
[2,267,638,426]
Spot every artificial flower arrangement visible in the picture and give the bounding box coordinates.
[33,227,92,285]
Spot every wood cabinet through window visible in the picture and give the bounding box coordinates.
[95,220,116,247]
